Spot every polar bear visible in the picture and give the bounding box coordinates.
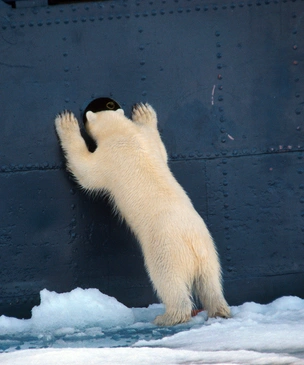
[55,103,230,326]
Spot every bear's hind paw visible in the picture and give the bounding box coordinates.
[209,305,231,319]
[153,312,191,327]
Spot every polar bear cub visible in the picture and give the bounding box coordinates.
[55,103,230,326]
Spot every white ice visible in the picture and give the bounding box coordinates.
[0,288,304,365]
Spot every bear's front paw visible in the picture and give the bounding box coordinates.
[132,103,157,125]
[55,111,80,139]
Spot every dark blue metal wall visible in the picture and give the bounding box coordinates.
[0,0,303,318]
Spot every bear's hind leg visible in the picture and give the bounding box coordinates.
[153,281,193,326]
[195,270,231,319]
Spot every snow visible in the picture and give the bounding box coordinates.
[0,288,304,365]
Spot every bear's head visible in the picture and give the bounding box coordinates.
[85,108,125,140]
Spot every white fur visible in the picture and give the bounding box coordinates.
[55,103,230,326]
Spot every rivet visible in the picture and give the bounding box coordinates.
[204,5,208,11]
[217,64,223,69]
[216,42,221,47]
[64,67,69,72]
[55,19,60,24]
[299,184,304,190]
[222,159,227,164]
[64,18,69,24]
[292,29,297,35]
[2,25,7,30]
[297,168,303,174]
[90,16,95,22]
[139,45,145,50]
[138,27,143,33]
[125,13,130,18]
[296,126,301,131]
[218,95,224,101]
[72,18,78,23]
[295,93,300,98]
[152,10,157,15]
[226,257,231,261]
[141,76,146,80]
[219,107,224,112]
[293,45,298,50]
[29,21,34,26]
[295,108,301,115]
[63,52,68,57]
[221,138,226,143]
[160,9,165,14]
[218,85,223,90]
[108,15,113,20]
[177,8,183,13]
[223,180,228,186]
[233,150,238,155]
[65,98,70,103]
[213,4,218,10]
[300,197,304,203]
[223,171,227,175]
[195,6,201,11]
[218,74,223,80]
[217,53,222,59]
[293,60,299,65]
[142,91,147,96]
[140,60,145,65]
[230,3,236,8]
[81,17,86,22]
[46,20,51,25]
[220,128,226,133]
[215,31,220,37]
[99,16,104,21]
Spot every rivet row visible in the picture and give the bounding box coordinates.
[0,0,289,30]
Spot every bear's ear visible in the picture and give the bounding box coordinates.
[116,108,125,115]
[86,111,96,123]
